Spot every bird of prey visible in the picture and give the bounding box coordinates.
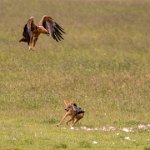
[19,15,65,50]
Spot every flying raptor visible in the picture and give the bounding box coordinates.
[19,15,65,50]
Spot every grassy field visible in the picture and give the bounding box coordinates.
[0,0,150,149]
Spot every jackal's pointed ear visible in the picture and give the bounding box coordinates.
[64,100,68,106]
[72,100,77,105]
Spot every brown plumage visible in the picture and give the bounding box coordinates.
[19,15,65,50]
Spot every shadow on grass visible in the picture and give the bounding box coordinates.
[79,141,92,148]
[145,147,150,150]
[54,143,67,149]
[42,118,58,124]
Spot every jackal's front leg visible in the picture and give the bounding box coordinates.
[57,113,69,127]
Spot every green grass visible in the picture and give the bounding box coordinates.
[0,0,150,149]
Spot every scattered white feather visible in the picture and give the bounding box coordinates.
[92,141,98,144]
[70,127,74,130]
[116,133,120,135]
[124,136,136,142]
[80,126,116,131]
[69,124,150,132]
[121,128,133,132]
[124,137,130,140]
[138,124,146,129]
[138,124,150,130]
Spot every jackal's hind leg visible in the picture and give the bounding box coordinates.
[71,118,80,127]
[66,117,74,126]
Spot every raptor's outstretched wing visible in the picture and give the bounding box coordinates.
[19,16,37,45]
[39,15,65,42]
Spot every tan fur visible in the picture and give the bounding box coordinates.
[57,100,84,127]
